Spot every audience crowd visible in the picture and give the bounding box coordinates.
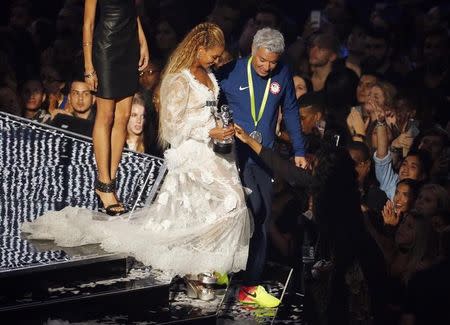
[1,0,449,324]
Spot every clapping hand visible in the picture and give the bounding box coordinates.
[385,110,396,127]
[382,200,400,226]
[347,107,369,138]
[368,99,385,121]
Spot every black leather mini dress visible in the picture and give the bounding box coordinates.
[93,0,139,99]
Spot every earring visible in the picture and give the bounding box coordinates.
[196,52,200,59]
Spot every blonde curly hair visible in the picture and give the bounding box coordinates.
[157,22,224,149]
[372,80,397,109]
[160,22,225,80]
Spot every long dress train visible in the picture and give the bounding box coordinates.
[21,69,251,277]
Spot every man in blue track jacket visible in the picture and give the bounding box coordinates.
[217,27,306,307]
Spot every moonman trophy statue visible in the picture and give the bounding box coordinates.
[212,104,234,154]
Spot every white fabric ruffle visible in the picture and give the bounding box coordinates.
[21,69,251,277]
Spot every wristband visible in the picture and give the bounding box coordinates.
[376,120,386,127]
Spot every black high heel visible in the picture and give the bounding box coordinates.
[94,179,126,216]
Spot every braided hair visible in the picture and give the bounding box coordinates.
[160,22,224,80]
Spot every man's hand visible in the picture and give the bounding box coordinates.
[295,156,307,169]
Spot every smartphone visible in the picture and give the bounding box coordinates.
[315,120,326,137]
[310,10,321,28]
[405,118,420,138]
[352,105,362,115]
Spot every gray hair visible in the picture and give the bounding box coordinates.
[252,28,285,54]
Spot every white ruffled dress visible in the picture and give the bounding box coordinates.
[21,69,251,277]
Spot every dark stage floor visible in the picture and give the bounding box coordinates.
[0,112,304,324]
[3,238,304,324]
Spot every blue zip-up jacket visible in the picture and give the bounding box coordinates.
[216,57,305,166]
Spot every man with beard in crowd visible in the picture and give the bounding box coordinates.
[308,31,339,91]
[361,27,399,85]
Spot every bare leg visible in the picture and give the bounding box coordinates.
[110,96,132,186]
[92,97,120,209]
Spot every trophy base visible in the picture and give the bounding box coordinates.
[213,142,232,154]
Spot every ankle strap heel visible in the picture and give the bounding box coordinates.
[95,179,115,193]
[94,178,126,216]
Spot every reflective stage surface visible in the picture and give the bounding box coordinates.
[0,112,303,324]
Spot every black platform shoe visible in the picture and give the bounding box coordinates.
[94,179,126,216]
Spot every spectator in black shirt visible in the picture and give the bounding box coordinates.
[347,141,387,217]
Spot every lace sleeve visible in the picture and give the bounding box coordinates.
[159,73,212,146]
[159,73,189,146]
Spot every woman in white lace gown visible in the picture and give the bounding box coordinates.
[21,23,251,277]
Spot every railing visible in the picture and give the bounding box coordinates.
[0,112,166,268]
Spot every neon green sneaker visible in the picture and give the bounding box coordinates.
[238,285,281,308]
[213,271,229,286]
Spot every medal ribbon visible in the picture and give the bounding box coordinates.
[247,56,271,128]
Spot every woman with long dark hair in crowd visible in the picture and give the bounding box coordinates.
[234,124,388,324]
[381,178,421,226]
[323,67,360,147]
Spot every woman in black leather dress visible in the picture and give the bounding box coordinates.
[83,0,149,215]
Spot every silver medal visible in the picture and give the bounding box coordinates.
[249,130,263,144]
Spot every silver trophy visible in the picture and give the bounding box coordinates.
[212,104,234,154]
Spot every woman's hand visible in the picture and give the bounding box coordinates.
[234,124,263,154]
[385,110,396,128]
[138,43,150,72]
[233,124,251,143]
[209,125,235,141]
[136,16,150,72]
[84,70,98,92]
[382,200,400,226]
[391,132,414,151]
[369,99,385,122]
[347,107,369,139]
